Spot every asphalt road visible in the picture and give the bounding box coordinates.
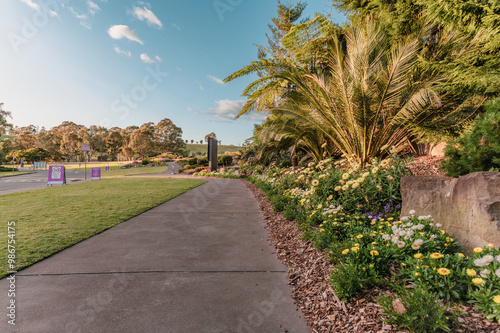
[0,170,86,195]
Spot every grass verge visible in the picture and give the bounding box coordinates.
[0,171,36,178]
[0,177,205,278]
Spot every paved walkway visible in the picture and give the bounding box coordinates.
[0,179,308,333]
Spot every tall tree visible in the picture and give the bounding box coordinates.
[106,130,123,160]
[258,1,308,61]
[154,118,186,153]
[129,125,154,158]
[0,103,12,134]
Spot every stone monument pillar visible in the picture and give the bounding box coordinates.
[207,137,218,172]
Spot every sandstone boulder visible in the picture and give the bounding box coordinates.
[400,172,500,250]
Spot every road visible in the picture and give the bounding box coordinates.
[0,170,86,195]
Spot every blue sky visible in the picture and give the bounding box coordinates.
[1,0,343,145]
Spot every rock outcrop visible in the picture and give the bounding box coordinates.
[401,172,500,250]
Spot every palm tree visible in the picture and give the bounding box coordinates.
[226,19,443,163]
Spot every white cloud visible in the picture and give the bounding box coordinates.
[208,99,267,122]
[140,53,162,63]
[19,0,40,11]
[114,46,131,57]
[87,0,100,15]
[207,75,225,85]
[66,2,102,30]
[210,100,245,121]
[172,23,181,31]
[194,81,205,91]
[108,25,143,44]
[131,6,162,28]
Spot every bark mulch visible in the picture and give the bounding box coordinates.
[407,155,446,176]
[243,179,500,333]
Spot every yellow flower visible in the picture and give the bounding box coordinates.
[342,173,350,180]
[414,253,423,259]
[415,272,420,277]
[372,167,379,174]
[342,249,349,255]
[334,186,342,191]
[387,217,394,221]
[356,235,363,239]
[321,142,327,148]
[327,195,333,201]
[488,243,495,249]
[473,247,483,254]
[342,185,349,191]
[370,250,379,256]
[317,204,323,209]
[376,185,382,191]
[320,229,325,232]
[430,253,444,259]
[387,175,394,181]
[493,295,500,304]
[351,247,359,253]
[437,268,451,276]
[472,278,484,285]
[352,183,360,189]
[466,269,477,277]
[458,253,465,258]
[312,179,320,186]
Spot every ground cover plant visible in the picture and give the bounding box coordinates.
[248,155,500,330]
[0,177,205,278]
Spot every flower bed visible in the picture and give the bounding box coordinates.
[248,156,500,331]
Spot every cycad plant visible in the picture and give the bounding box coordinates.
[226,19,443,164]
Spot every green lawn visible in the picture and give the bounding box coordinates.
[0,177,206,278]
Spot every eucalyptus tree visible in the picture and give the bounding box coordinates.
[0,103,12,134]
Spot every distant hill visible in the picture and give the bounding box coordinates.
[0,135,15,141]
[186,143,242,155]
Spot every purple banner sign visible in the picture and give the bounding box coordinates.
[47,166,66,186]
[91,168,101,180]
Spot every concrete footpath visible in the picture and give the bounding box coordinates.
[0,179,308,333]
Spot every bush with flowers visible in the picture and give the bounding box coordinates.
[247,153,500,326]
[466,244,500,322]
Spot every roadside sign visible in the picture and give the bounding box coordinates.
[81,145,90,151]
[48,166,66,186]
[91,168,101,180]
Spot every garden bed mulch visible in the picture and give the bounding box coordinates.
[243,179,500,333]
[407,155,446,176]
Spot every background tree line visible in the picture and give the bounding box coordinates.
[0,118,186,163]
